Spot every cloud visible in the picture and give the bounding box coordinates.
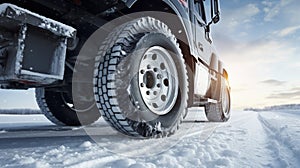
[263,0,294,22]
[275,25,300,37]
[293,62,300,68]
[240,4,260,22]
[219,3,260,32]
[267,87,300,99]
[291,87,300,91]
[213,33,296,65]
[260,79,286,86]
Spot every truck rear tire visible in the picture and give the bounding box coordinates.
[205,80,231,122]
[93,17,188,137]
[35,88,100,126]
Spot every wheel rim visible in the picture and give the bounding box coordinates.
[138,46,179,116]
[222,88,230,117]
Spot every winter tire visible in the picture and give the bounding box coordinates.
[205,78,231,122]
[36,88,100,126]
[93,17,189,137]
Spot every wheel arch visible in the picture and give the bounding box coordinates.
[210,53,218,73]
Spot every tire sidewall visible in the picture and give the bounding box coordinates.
[37,88,100,126]
[221,85,231,120]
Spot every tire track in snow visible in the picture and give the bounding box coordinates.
[258,112,300,167]
[95,110,256,158]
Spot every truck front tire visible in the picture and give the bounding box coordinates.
[205,78,231,122]
[93,17,188,137]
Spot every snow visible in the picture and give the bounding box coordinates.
[80,141,93,148]
[244,104,300,112]
[0,108,299,167]
[258,111,300,166]
[0,3,76,37]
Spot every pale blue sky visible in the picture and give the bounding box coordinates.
[0,0,299,110]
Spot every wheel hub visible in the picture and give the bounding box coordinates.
[144,71,156,89]
[138,46,178,115]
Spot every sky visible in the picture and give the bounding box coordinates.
[211,0,300,109]
[0,0,300,110]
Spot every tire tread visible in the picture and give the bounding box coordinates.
[94,17,188,137]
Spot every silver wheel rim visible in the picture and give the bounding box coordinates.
[138,46,179,115]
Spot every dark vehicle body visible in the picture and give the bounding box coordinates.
[0,0,231,137]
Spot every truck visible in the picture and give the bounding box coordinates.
[0,0,231,137]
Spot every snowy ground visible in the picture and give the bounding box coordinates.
[0,108,299,168]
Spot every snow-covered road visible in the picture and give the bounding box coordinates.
[0,108,299,168]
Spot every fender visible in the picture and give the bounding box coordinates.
[210,47,223,74]
[162,0,194,53]
[124,0,195,58]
